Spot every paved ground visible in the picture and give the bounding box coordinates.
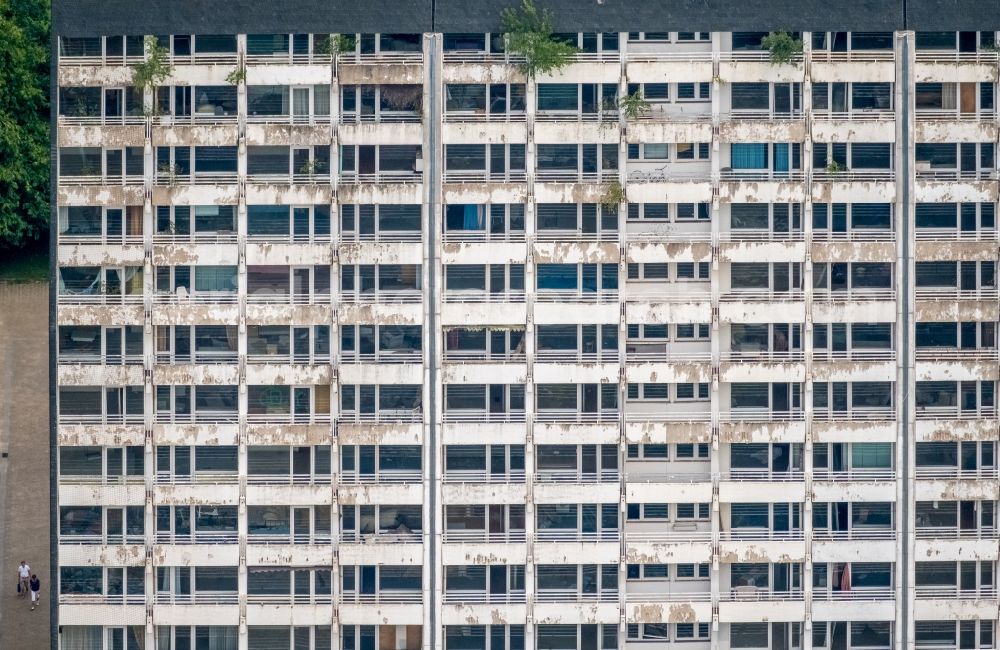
[0,281,51,649]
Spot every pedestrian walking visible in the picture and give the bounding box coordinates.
[16,561,30,598]
[29,574,40,610]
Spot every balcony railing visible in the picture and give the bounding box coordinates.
[154,471,238,485]
[914,467,999,480]
[245,593,334,605]
[337,52,424,64]
[812,170,895,182]
[812,350,896,361]
[915,586,998,599]
[442,230,526,243]
[720,529,804,541]
[155,351,238,365]
[535,469,620,483]
[245,353,332,365]
[536,350,620,363]
[442,530,527,543]
[721,350,805,362]
[915,526,997,540]
[339,410,423,424]
[721,110,804,121]
[443,170,528,183]
[915,108,997,121]
[339,230,422,243]
[534,529,619,542]
[443,410,527,423]
[442,470,527,484]
[811,50,895,62]
[534,410,620,424]
[152,232,239,244]
[535,170,619,183]
[58,233,144,246]
[915,287,999,300]
[442,350,526,363]
[154,171,239,185]
[535,229,619,242]
[812,468,897,481]
[58,474,144,486]
[339,350,422,364]
[57,292,144,306]
[629,168,710,183]
[625,590,713,603]
[719,169,805,181]
[152,291,238,305]
[245,292,331,305]
[154,592,239,605]
[626,530,713,544]
[812,289,895,302]
[245,473,333,486]
[914,347,999,361]
[813,528,896,541]
[246,532,333,545]
[339,171,423,184]
[59,533,145,545]
[624,410,712,423]
[245,52,332,65]
[339,470,422,484]
[58,413,144,425]
[720,289,804,302]
[245,113,332,125]
[721,51,804,63]
[443,290,526,304]
[915,406,997,420]
[339,530,422,544]
[245,173,330,185]
[721,588,804,602]
[915,169,998,181]
[915,228,998,242]
[720,229,805,242]
[338,591,423,604]
[442,111,527,123]
[535,589,619,603]
[339,111,422,124]
[814,588,895,601]
[58,353,144,366]
[155,113,239,126]
[811,109,895,121]
[535,289,618,303]
[812,229,896,242]
[57,114,147,126]
[626,349,712,363]
[720,409,805,422]
[245,412,331,425]
[58,174,144,187]
[719,469,805,482]
[914,51,999,63]
[153,411,238,424]
[153,531,238,545]
[442,591,527,604]
[812,407,896,421]
[60,594,147,605]
[625,470,712,483]
[339,290,423,304]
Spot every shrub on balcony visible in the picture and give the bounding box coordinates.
[500,0,578,78]
[132,36,173,99]
[761,31,803,65]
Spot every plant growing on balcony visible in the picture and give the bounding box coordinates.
[619,91,651,120]
[298,159,319,175]
[317,33,357,57]
[132,36,173,96]
[157,162,179,186]
[500,0,578,78]
[600,180,626,211]
[225,65,246,85]
[761,31,803,65]
[826,159,845,174]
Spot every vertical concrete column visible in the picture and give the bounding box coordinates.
[894,30,917,650]
[420,33,443,650]
[708,31,723,650]
[523,60,538,650]
[616,30,629,650]
[141,33,158,650]
[801,33,815,650]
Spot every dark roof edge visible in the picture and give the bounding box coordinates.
[52,0,1000,37]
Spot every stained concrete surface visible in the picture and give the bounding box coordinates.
[0,282,51,649]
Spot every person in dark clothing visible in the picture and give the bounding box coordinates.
[29,574,40,610]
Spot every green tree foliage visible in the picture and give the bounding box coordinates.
[761,31,803,65]
[0,0,50,248]
[500,0,577,78]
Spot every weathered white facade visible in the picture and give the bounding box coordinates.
[53,28,1000,650]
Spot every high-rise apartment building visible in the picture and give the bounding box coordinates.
[50,2,1000,650]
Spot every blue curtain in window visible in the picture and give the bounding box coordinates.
[773,144,789,173]
[731,144,767,170]
[464,204,484,230]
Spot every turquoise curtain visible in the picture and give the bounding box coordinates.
[731,144,767,169]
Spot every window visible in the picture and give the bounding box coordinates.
[676,262,710,280]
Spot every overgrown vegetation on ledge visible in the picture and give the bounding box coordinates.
[500,0,577,78]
